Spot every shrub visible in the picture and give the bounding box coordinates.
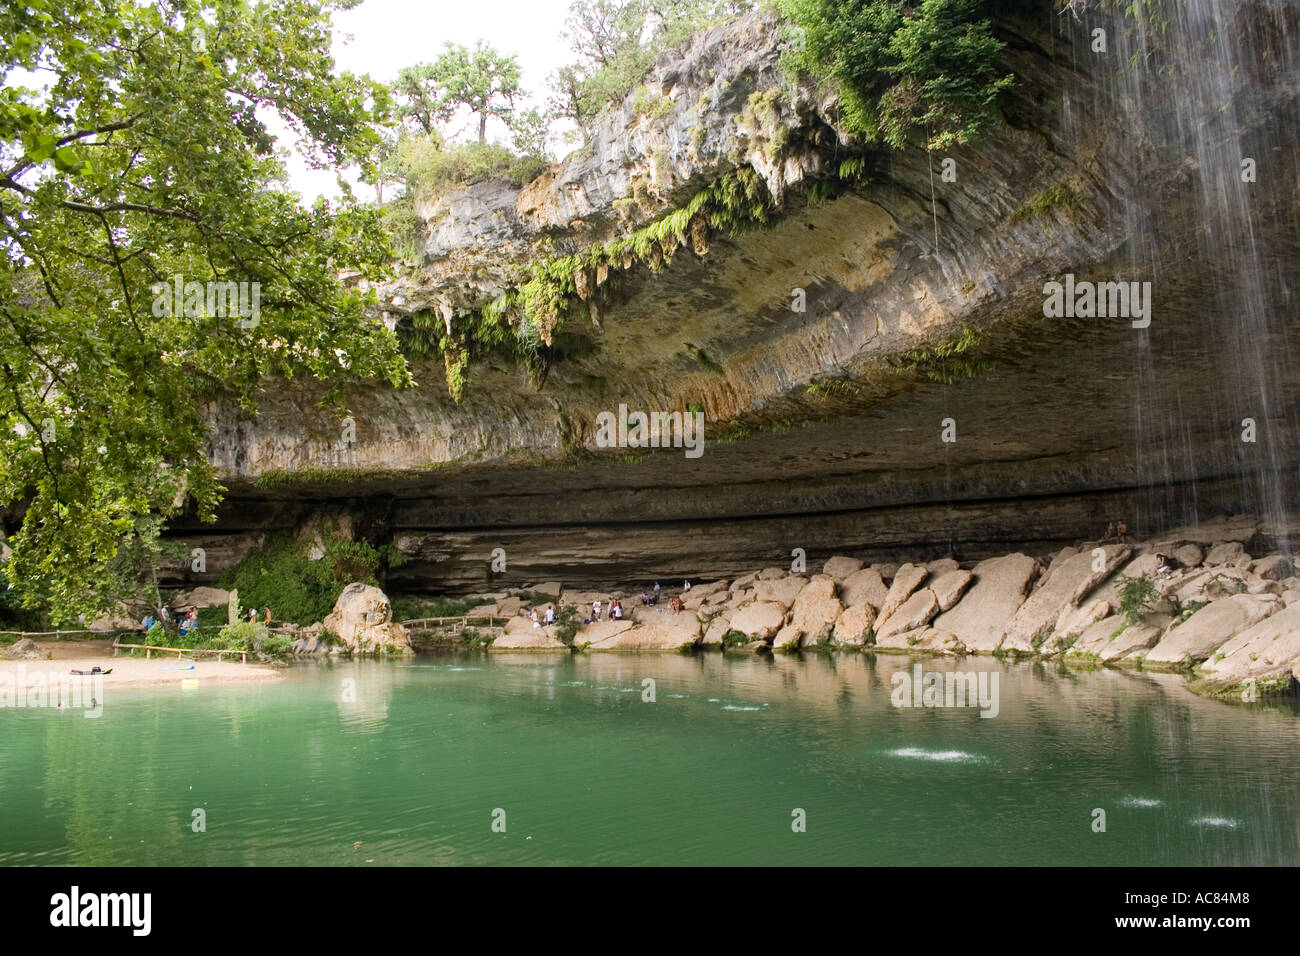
[779,0,1012,149]
[220,531,385,626]
[214,621,293,659]
[554,605,581,647]
[1116,573,1159,625]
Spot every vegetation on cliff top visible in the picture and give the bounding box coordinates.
[778,0,1013,149]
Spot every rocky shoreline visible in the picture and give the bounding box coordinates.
[437,514,1300,702]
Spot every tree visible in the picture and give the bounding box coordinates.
[549,0,753,144]
[393,42,524,145]
[0,0,413,622]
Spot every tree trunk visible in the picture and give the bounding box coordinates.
[478,112,487,145]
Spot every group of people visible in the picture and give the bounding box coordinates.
[518,578,701,629]
[139,604,270,637]
[589,599,623,622]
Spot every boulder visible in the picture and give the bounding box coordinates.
[725,588,756,611]
[1067,613,1166,661]
[757,567,786,580]
[876,589,939,640]
[875,625,963,654]
[926,558,960,575]
[1000,546,1130,652]
[730,572,758,592]
[588,619,697,650]
[871,563,899,583]
[170,586,231,610]
[876,563,929,622]
[839,568,889,610]
[1251,555,1293,581]
[527,581,563,598]
[321,583,411,654]
[929,569,973,612]
[1174,544,1205,569]
[1146,593,1280,664]
[1047,598,1112,652]
[832,603,877,646]
[494,619,570,649]
[754,574,809,610]
[701,613,732,646]
[1199,602,1300,688]
[787,575,843,643]
[1205,541,1247,566]
[932,553,1039,652]
[772,624,805,650]
[2,637,45,660]
[728,601,787,641]
[822,556,864,581]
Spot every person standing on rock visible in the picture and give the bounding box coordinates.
[653,582,661,602]
[593,599,602,621]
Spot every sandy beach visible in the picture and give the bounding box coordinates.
[1,640,284,687]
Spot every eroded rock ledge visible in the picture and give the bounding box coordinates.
[179,1,1300,598]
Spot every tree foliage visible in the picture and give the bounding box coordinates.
[779,0,1012,149]
[550,0,753,144]
[391,41,524,144]
[0,0,413,623]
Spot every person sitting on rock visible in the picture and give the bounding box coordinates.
[1155,552,1180,576]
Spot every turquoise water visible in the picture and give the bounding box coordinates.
[1,652,1297,865]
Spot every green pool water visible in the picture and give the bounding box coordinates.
[1,652,1296,865]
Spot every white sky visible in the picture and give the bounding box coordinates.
[288,0,578,202]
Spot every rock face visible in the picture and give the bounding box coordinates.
[932,554,1039,653]
[321,584,412,655]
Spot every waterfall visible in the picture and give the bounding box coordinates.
[1060,0,1300,547]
